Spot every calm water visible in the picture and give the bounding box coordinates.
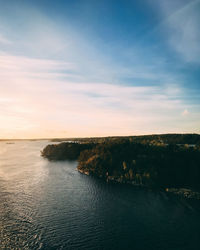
[0,141,200,250]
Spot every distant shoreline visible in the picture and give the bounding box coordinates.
[1,133,200,142]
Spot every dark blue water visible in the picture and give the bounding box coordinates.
[0,141,200,250]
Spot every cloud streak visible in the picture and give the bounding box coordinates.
[154,0,200,63]
[0,34,11,45]
[0,52,199,138]
[0,1,199,138]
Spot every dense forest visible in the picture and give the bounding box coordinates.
[50,133,200,145]
[41,142,94,160]
[42,134,200,191]
[78,142,200,189]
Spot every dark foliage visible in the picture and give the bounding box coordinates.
[41,134,200,190]
[41,142,94,161]
[78,141,200,189]
[49,133,200,145]
[130,133,200,145]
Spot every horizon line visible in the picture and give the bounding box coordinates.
[0,132,199,141]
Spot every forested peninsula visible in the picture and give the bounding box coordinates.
[41,134,200,199]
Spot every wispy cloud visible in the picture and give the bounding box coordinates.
[182,109,189,116]
[0,34,11,45]
[0,1,199,138]
[0,51,199,138]
[154,0,200,63]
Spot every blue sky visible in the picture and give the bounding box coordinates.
[0,0,200,138]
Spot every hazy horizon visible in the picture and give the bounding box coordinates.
[1,132,200,141]
[0,0,200,138]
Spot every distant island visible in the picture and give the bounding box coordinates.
[41,134,200,199]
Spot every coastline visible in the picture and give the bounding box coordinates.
[77,168,200,200]
[41,136,200,201]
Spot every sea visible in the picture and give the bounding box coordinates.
[0,140,200,250]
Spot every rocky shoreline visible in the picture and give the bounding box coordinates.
[78,168,200,200]
[77,167,145,185]
[41,139,200,200]
[165,188,200,200]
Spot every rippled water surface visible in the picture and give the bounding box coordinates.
[0,141,200,250]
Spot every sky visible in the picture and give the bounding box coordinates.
[0,0,200,139]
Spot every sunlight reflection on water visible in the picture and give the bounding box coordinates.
[0,141,200,250]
